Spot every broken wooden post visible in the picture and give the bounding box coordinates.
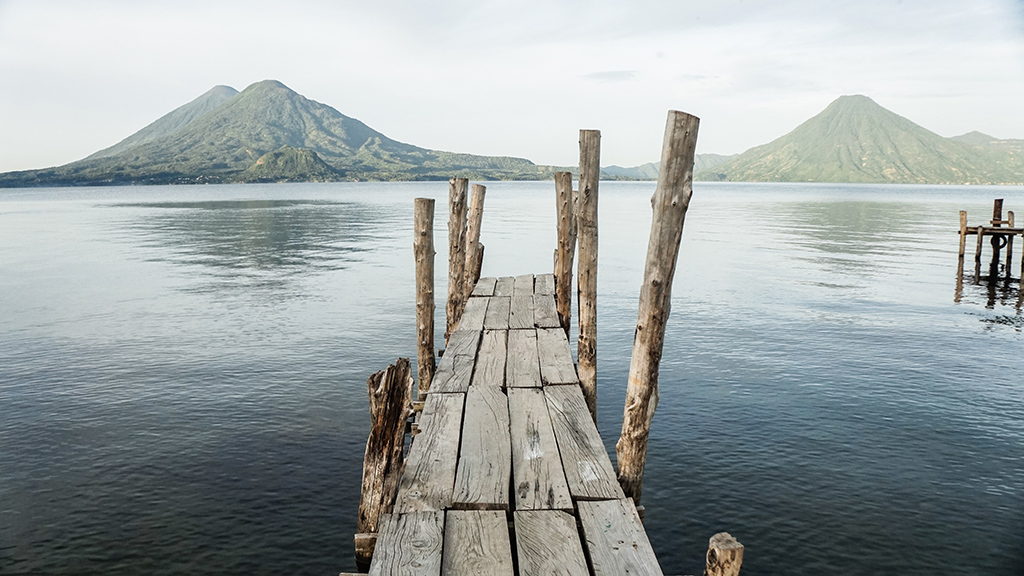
[446,177,469,340]
[577,130,600,422]
[616,110,699,503]
[704,532,744,576]
[957,210,967,282]
[414,198,436,399]
[990,198,1004,278]
[554,171,577,336]
[355,358,414,570]
[464,184,486,299]
[1006,211,1014,279]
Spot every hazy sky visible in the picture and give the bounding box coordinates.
[1,0,1022,172]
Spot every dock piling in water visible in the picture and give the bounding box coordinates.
[446,178,469,341]
[577,130,600,423]
[554,171,577,337]
[414,198,436,399]
[464,184,486,300]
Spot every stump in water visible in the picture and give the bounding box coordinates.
[705,532,744,576]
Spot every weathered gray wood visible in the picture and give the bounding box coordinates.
[508,388,573,511]
[534,273,555,296]
[494,276,515,297]
[1007,211,1015,279]
[554,171,576,334]
[617,110,699,503]
[432,330,482,393]
[442,510,514,576]
[545,385,624,500]
[414,199,437,397]
[514,510,589,576]
[514,273,535,296]
[990,198,1004,277]
[483,296,511,330]
[472,277,497,297]
[446,178,469,340]
[472,329,507,388]
[454,297,488,333]
[577,129,600,422]
[577,499,663,576]
[705,532,744,576]
[368,511,444,576]
[452,387,511,510]
[464,184,487,300]
[356,359,414,568]
[394,393,465,512]
[506,329,541,388]
[533,294,561,329]
[535,328,578,385]
[509,295,536,329]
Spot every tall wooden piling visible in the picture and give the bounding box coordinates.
[355,358,414,570]
[705,532,744,576]
[1007,211,1015,279]
[957,210,967,281]
[554,171,577,335]
[464,184,486,300]
[990,198,1004,278]
[616,110,699,503]
[577,130,601,422]
[414,198,436,398]
[446,178,469,340]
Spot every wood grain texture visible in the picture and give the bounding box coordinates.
[577,499,663,576]
[534,273,555,296]
[432,331,481,393]
[544,385,624,500]
[453,387,511,510]
[463,184,486,301]
[414,198,436,396]
[446,178,469,340]
[394,393,465,512]
[616,110,699,503]
[535,328,578,385]
[514,273,535,296]
[509,295,536,330]
[494,276,515,297]
[483,296,511,330]
[705,532,744,576]
[576,130,600,423]
[472,330,507,388]
[508,388,572,511]
[471,277,497,297]
[368,511,444,576]
[514,510,589,576]
[554,172,576,334]
[533,294,561,329]
[442,510,514,576]
[506,329,541,388]
[454,297,488,333]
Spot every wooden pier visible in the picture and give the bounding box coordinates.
[957,198,1023,282]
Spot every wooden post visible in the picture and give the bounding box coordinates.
[355,358,414,570]
[616,110,699,503]
[957,210,967,282]
[704,532,744,576]
[975,224,984,281]
[463,184,486,299]
[446,178,469,340]
[577,130,600,422]
[990,199,1004,278]
[1006,211,1014,279]
[554,171,577,335]
[414,198,436,399]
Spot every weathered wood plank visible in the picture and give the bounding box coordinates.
[454,297,488,333]
[509,295,536,330]
[483,296,511,330]
[369,511,444,576]
[472,329,507,388]
[535,328,578,386]
[442,510,514,576]
[577,499,663,576]
[452,387,511,510]
[514,273,535,296]
[514,510,589,576]
[533,294,561,329]
[494,276,515,297]
[544,385,624,500]
[471,277,497,297]
[506,329,541,388]
[534,273,555,296]
[394,393,465,512]
[508,388,572,511]
[431,331,481,393]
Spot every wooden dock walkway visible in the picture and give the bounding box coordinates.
[368,273,663,576]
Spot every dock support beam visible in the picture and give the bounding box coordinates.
[616,110,699,503]
[555,171,577,336]
[577,130,600,422]
[414,198,436,399]
[446,178,469,341]
[464,184,486,300]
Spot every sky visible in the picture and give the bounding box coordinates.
[0,0,1022,172]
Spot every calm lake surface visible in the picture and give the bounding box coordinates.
[1,181,1022,575]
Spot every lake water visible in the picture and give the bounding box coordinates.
[1,181,1022,575]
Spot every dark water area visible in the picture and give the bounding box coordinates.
[1,182,1022,575]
